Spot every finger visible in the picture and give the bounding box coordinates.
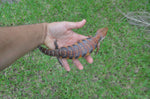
[84,55,93,64]
[61,59,70,71]
[72,32,88,40]
[67,31,88,44]
[44,36,56,50]
[58,31,88,47]
[66,19,86,29]
[73,59,83,70]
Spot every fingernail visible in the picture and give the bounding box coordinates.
[89,59,93,64]
[82,19,86,22]
[79,66,83,70]
[66,68,70,71]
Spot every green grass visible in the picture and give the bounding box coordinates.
[0,0,150,98]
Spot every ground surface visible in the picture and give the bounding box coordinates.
[0,0,150,98]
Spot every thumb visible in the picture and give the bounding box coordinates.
[44,36,55,50]
[66,19,86,29]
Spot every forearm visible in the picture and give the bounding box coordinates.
[0,23,47,71]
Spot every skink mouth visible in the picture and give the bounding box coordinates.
[99,36,105,41]
[96,27,108,37]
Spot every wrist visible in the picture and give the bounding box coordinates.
[41,23,48,44]
[43,23,56,50]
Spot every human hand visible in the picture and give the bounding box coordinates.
[44,19,93,71]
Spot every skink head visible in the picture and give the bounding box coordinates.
[95,27,108,41]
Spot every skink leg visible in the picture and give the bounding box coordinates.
[88,35,92,38]
[57,57,64,67]
[54,40,64,67]
[54,40,59,49]
[95,42,100,55]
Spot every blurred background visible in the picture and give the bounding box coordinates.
[0,0,149,98]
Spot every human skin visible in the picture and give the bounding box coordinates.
[0,19,93,71]
[44,19,93,71]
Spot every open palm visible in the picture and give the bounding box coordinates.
[44,19,93,71]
